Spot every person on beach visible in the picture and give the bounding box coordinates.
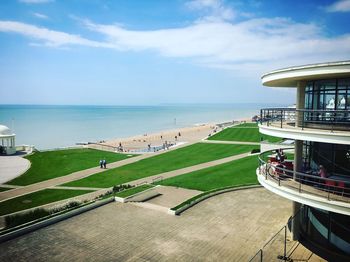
[175,135,177,141]
[103,159,107,169]
[99,159,103,169]
[178,132,181,137]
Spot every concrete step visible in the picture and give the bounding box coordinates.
[129,201,169,214]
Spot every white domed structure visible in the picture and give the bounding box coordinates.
[0,124,16,155]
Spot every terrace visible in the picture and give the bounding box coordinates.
[257,149,350,216]
[259,108,350,144]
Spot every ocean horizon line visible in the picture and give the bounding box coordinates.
[0,102,288,107]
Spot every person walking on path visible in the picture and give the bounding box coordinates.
[99,159,103,169]
[103,159,107,169]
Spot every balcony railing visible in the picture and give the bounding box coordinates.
[258,149,350,204]
[260,108,350,131]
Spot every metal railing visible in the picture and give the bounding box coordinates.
[258,149,350,203]
[87,143,119,152]
[249,211,300,262]
[260,108,350,131]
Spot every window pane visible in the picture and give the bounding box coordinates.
[338,78,350,90]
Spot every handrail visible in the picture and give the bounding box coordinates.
[258,149,350,203]
[259,107,350,131]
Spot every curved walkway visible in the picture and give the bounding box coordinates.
[0,188,293,261]
[127,151,252,186]
[0,152,156,201]
[0,155,30,185]
[0,149,251,202]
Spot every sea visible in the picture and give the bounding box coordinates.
[0,104,283,150]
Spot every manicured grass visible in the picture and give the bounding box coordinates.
[156,155,259,191]
[208,126,280,142]
[8,149,136,186]
[63,143,258,188]
[115,184,155,198]
[0,187,11,192]
[0,189,93,216]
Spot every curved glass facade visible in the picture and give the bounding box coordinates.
[303,141,350,178]
[302,78,350,130]
[305,78,350,110]
[298,204,350,260]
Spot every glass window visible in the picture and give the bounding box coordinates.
[337,91,347,110]
[306,142,350,177]
[338,78,350,90]
[325,92,336,110]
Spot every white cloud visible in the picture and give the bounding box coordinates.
[19,0,53,3]
[0,21,114,48]
[1,11,350,75]
[83,17,350,72]
[186,0,236,21]
[33,12,48,19]
[325,0,350,12]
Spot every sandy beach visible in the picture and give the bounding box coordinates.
[94,118,252,153]
[101,123,217,151]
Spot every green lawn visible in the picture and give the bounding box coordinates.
[0,187,11,192]
[0,188,93,216]
[63,143,258,188]
[208,126,280,142]
[156,156,258,191]
[115,184,155,198]
[8,148,136,186]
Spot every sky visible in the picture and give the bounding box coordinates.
[0,0,350,105]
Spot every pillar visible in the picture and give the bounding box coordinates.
[292,201,302,240]
[294,139,303,180]
[296,81,306,127]
[293,82,305,240]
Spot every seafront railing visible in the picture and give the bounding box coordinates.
[260,108,350,131]
[258,149,350,203]
[87,143,119,152]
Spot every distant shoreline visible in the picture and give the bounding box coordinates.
[1,104,260,150]
[92,117,253,153]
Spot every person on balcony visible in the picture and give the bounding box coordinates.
[318,165,327,178]
[276,149,286,163]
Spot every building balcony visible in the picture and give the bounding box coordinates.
[257,149,350,216]
[259,108,350,144]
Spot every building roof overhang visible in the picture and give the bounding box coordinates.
[261,60,350,88]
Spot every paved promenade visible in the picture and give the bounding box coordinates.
[0,148,251,202]
[127,152,252,186]
[0,188,294,261]
[0,155,30,184]
[0,153,154,201]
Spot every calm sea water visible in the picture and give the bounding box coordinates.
[0,104,278,149]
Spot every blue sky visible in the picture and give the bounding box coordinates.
[1,0,350,105]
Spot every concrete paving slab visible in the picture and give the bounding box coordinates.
[0,188,296,261]
[145,185,202,208]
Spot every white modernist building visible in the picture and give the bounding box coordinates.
[0,125,16,155]
[257,61,350,261]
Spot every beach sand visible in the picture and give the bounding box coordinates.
[101,123,217,152]
[95,118,252,153]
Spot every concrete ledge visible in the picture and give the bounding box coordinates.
[115,185,160,203]
[0,197,114,243]
[169,185,262,216]
[257,169,350,216]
